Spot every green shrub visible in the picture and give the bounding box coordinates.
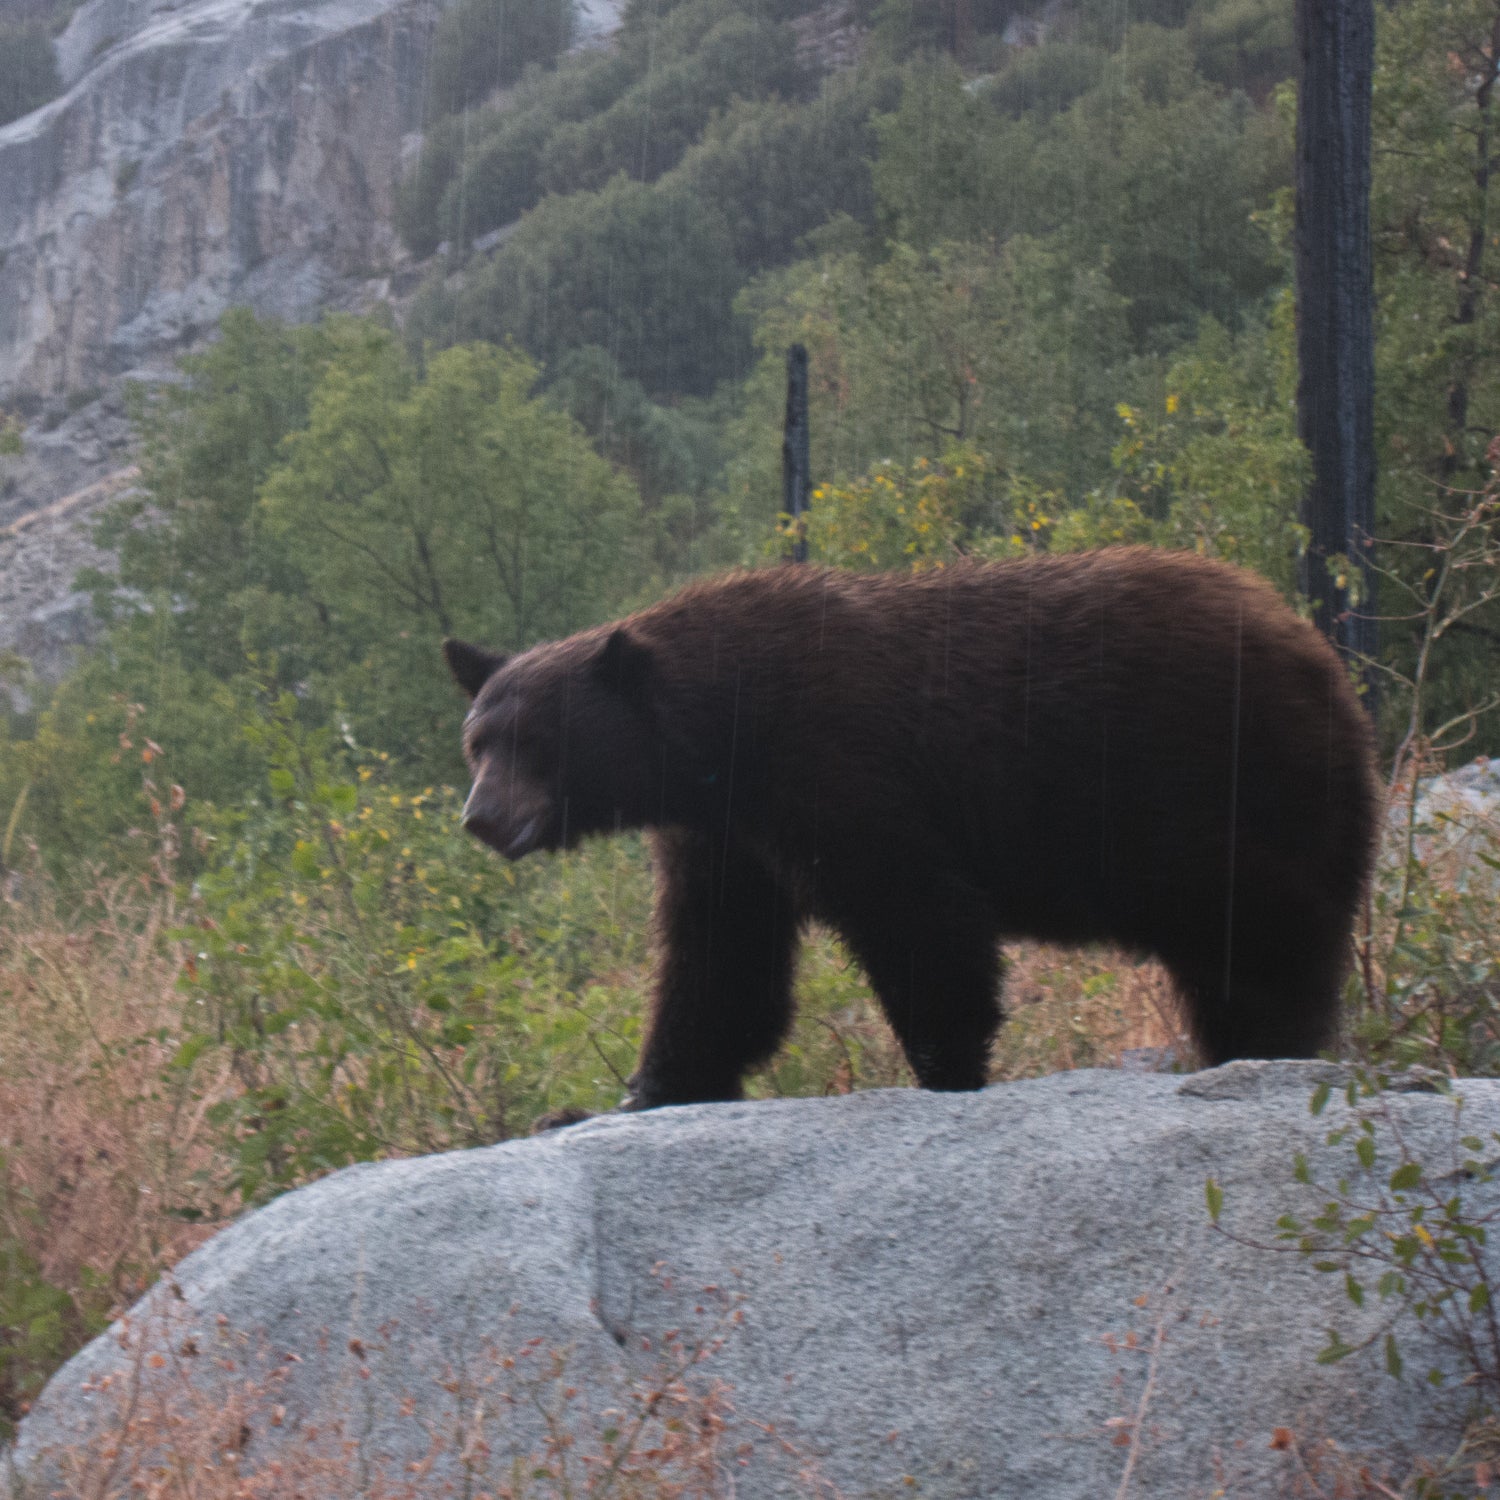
[544,343,726,507]
[453,174,746,396]
[425,0,573,119]
[173,694,655,1200]
[667,64,900,274]
[538,12,810,196]
[0,1228,96,1443]
[431,103,554,250]
[980,42,1108,121]
[397,51,637,257]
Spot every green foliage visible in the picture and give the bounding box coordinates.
[1108,310,1309,591]
[537,11,810,197]
[1185,0,1295,96]
[865,0,1018,58]
[543,343,725,513]
[399,0,817,263]
[751,307,1307,585]
[0,21,61,128]
[1209,1072,1500,1490]
[85,309,338,683]
[255,336,649,761]
[1284,1075,1500,1409]
[979,42,1108,121]
[1365,0,1500,747]
[425,0,573,119]
[174,691,653,1199]
[445,174,746,396]
[665,64,901,275]
[1354,786,1500,1078]
[872,52,1288,347]
[0,1219,99,1443]
[51,314,659,812]
[726,234,1132,530]
[782,447,1049,570]
[0,665,259,877]
[396,52,635,258]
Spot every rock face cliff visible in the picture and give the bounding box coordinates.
[0,0,442,404]
[0,0,631,690]
[0,0,435,689]
[9,1064,1491,1496]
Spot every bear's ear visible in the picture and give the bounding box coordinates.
[594,627,654,699]
[443,638,507,699]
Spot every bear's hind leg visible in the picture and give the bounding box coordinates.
[1169,951,1343,1066]
[1165,881,1353,1065]
[628,828,800,1109]
[837,890,1002,1092]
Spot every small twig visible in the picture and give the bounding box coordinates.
[1113,1282,1172,1500]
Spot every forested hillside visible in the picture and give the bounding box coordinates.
[3,0,1500,1444]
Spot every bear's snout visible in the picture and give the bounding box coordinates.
[461,778,551,860]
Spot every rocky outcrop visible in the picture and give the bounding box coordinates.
[9,1063,1492,1496]
[0,0,443,403]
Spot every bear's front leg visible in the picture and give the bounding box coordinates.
[832,876,1003,1092]
[626,828,800,1109]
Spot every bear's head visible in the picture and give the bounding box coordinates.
[444,630,660,859]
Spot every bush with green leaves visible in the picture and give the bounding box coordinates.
[978,41,1108,122]
[666,64,901,275]
[82,309,362,696]
[0,1218,100,1442]
[396,51,636,258]
[65,315,657,808]
[543,343,726,513]
[872,50,1288,348]
[724,233,1133,528]
[0,667,263,880]
[398,0,819,261]
[424,0,573,120]
[450,174,747,396]
[1107,309,1309,592]
[257,333,653,759]
[172,691,655,1201]
[1208,1070,1500,1494]
[538,11,809,197]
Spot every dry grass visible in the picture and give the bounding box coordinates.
[5,779,1495,1459]
[16,1284,822,1500]
[0,868,233,1426]
[994,944,1185,1078]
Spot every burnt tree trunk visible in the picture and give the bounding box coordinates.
[1295,0,1379,688]
[783,344,810,564]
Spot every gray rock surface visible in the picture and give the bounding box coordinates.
[0,470,138,704]
[1389,756,1500,890]
[10,1063,1493,1496]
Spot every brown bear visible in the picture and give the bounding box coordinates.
[444,549,1380,1109]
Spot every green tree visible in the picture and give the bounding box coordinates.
[666,64,901,275]
[449,174,746,395]
[396,51,636,258]
[725,234,1132,529]
[259,337,652,759]
[1108,309,1309,591]
[872,47,1289,347]
[424,0,573,119]
[537,11,810,196]
[85,310,346,684]
[1369,0,1500,746]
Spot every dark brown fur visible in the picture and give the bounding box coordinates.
[446,550,1380,1107]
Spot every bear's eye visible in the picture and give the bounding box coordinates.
[465,696,521,753]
